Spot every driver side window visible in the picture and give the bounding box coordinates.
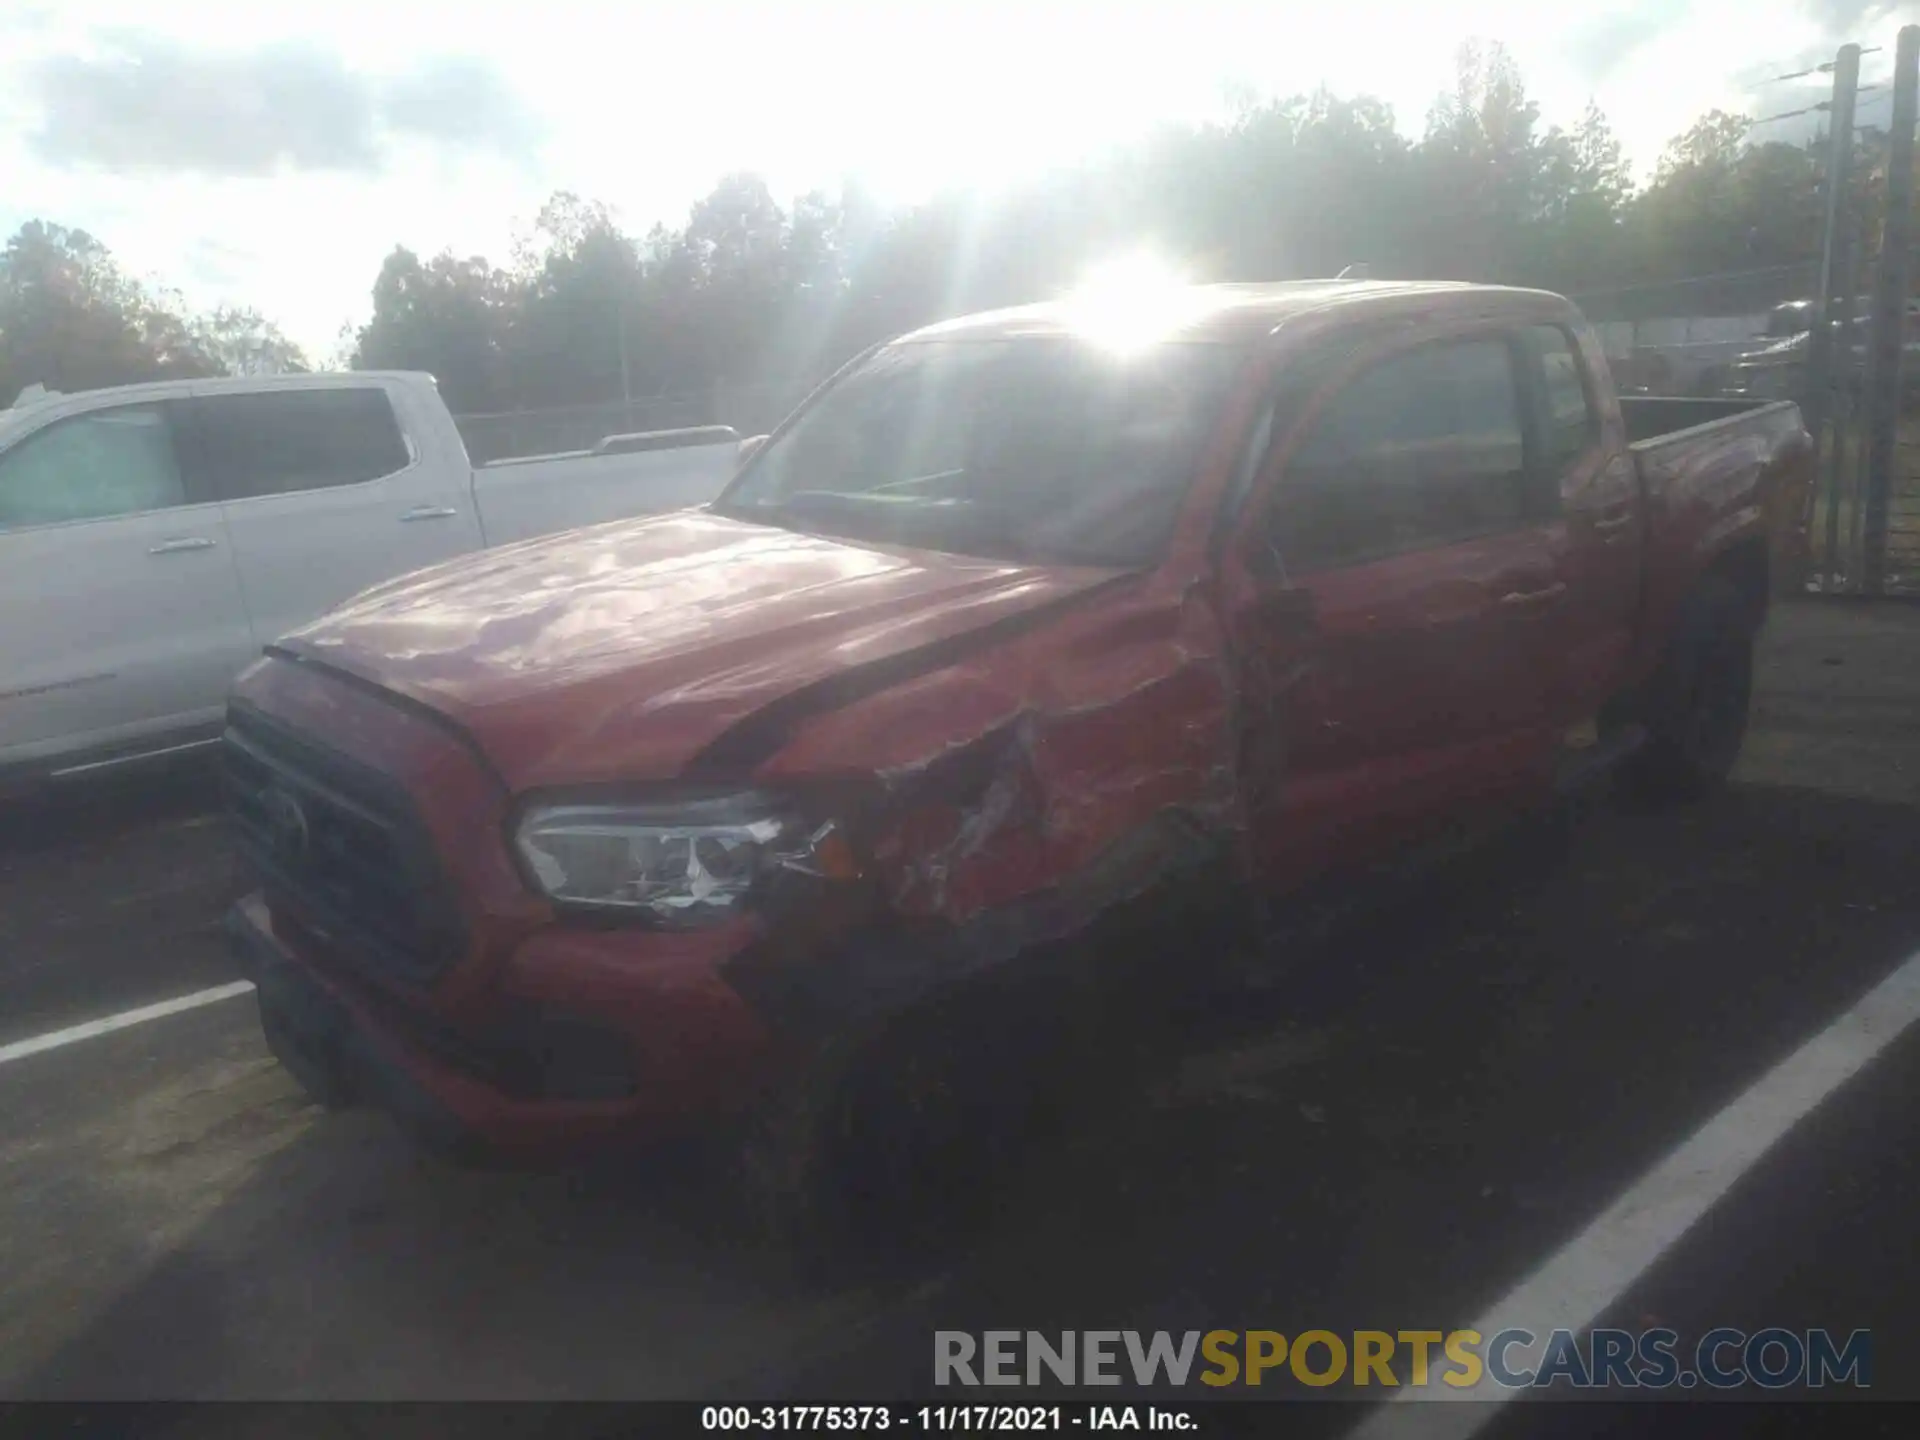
[1266,338,1527,573]
[0,403,190,532]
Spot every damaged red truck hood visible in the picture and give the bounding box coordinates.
[274,509,1120,790]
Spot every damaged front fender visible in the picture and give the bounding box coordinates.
[720,582,1253,1036]
[723,806,1236,1036]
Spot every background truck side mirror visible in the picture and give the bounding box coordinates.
[737,434,769,467]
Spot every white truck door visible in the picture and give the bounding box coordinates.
[186,381,483,649]
[0,398,253,771]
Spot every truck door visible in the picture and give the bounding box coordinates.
[1221,331,1567,890]
[184,383,482,650]
[1519,324,1643,733]
[0,398,252,769]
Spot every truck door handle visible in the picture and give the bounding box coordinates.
[400,505,459,522]
[1499,582,1568,608]
[148,536,217,555]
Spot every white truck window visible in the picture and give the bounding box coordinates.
[0,404,189,531]
[191,388,412,501]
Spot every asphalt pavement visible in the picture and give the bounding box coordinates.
[2,597,1918,1433]
[0,767,242,1046]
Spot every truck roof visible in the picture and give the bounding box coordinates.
[896,279,1573,347]
[5,369,437,413]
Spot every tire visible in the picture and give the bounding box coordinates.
[737,988,1060,1273]
[735,1036,860,1272]
[1623,575,1754,804]
[258,996,357,1110]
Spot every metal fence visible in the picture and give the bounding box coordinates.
[454,383,809,464]
[1797,29,1919,597]
[1883,408,1920,593]
[1569,264,1823,401]
[1798,314,1920,596]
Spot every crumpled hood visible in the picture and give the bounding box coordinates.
[278,509,1119,790]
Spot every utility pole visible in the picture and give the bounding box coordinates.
[1860,24,1919,596]
[1814,44,1862,589]
[618,303,634,430]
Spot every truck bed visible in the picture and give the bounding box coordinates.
[470,428,744,547]
[1622,395,1814,647]
[1619,395,1795,449]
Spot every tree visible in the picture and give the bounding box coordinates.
[670,173,795,387]
[1415,40,1550,280]
[352,247,514,413]
[1627,112,1821,283]
[506,193,645,409]
[1518,103,1635,288]
[1657,110,1752,177]
[0,221,222,404]
[19,44,1855,429]
[190,306,310,376]
[1571,102,1634,213]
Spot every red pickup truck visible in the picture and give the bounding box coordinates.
[223,281,1813,1233]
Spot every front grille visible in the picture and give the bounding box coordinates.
[224,705,467,986]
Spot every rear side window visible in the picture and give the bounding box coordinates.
[0,403,189,530]
[1528,326,1599,475]
[191,388,410,501]
[1270,338,1527,571]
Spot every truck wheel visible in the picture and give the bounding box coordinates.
[1624,575,1754,804]
[738,992,1052,1275]
[735,1039,859,1274]
[258,998,357,1110]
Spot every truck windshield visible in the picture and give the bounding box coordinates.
[715,339,1239,567]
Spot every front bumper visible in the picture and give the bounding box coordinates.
[227,896,483,1159]
[226,894,766,1161]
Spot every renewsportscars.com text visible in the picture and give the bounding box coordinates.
[934,1328,1871,1390]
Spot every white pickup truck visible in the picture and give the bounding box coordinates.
[0,371,749,787]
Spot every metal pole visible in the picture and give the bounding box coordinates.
[1860,24,1919,596]
[1814,45,1862,589]
[618,303,634,428]
[1849,387,1872,583]
[1831,129,1867,591]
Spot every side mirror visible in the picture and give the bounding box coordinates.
[737,434,770,468]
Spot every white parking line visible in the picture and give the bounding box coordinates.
[0,981,256,1068]
[1350,944,1920,1439]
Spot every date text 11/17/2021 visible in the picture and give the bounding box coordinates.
[700,1405,1198,1432]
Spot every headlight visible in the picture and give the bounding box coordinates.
[513,794,855,926]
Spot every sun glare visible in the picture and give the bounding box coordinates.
[1061,252,1203,353]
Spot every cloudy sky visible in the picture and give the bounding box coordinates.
[2,0,1913,361]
